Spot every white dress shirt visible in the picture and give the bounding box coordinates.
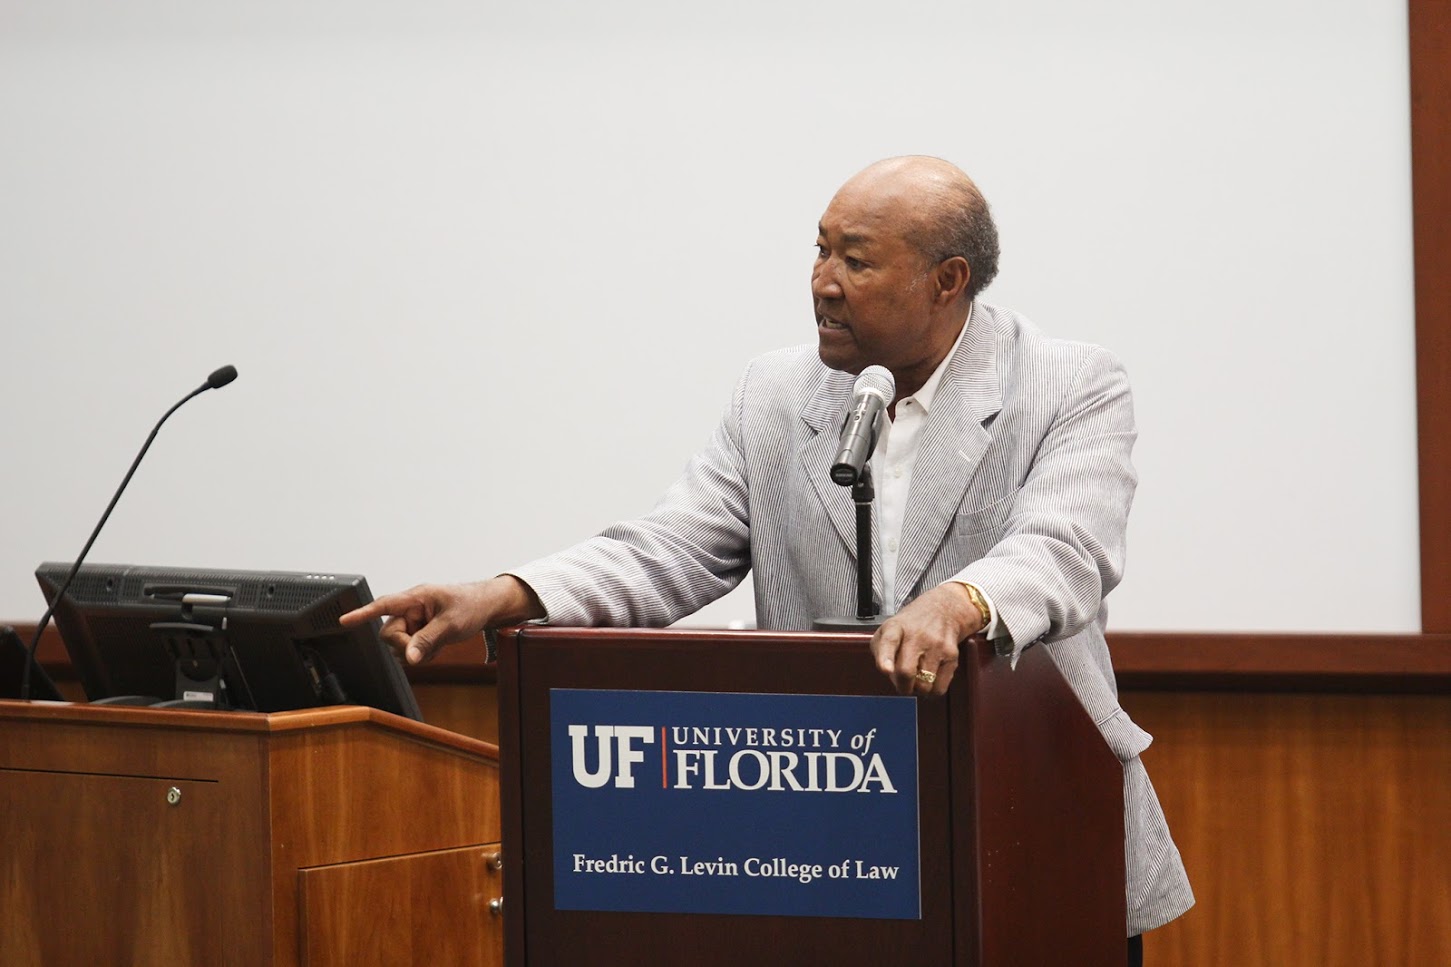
[873,311,1000,636]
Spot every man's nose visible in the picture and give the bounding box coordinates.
[812,262,842,300]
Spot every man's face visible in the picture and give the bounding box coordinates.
[811,184,949,385]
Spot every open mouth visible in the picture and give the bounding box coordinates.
[817,314,849,331]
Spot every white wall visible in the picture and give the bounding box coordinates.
[0,0,1419,632]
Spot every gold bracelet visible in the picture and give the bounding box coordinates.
[956,581,992,635]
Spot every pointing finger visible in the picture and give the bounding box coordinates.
[339,591,426,627]
[339,599,389,627]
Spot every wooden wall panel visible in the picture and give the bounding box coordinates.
[1122,691,1451,966]
[414,682,500,745]
[1412,0,1451,631]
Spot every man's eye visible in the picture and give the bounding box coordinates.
[845,257,866,270]
[814,243,828,259]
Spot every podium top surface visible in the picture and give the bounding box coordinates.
[0,698,498,759]
[511,625,875,647]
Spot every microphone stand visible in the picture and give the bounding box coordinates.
[812,466,883,632]
[851,468,876,621]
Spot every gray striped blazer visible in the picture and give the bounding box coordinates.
[514,301,1194,934]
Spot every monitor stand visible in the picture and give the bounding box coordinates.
[151,619,235,709]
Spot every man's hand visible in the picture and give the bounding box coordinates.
[869,582,986,697]
[339,575,544,665]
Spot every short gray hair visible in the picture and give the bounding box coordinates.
[910,180,1000,300]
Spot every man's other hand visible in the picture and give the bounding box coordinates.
[869,582,986,697]
[338,575,544,665]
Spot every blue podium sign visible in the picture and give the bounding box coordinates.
[549,688,920,919]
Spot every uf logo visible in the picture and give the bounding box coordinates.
[567,724,655,789]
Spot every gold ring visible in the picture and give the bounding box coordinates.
[914,668,937,685]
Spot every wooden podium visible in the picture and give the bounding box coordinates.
[0,701,502,967]
[498,627,1127,967]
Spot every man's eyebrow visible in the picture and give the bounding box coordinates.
[817,225,872,247]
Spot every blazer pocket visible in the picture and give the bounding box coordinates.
[955,489,1019,538]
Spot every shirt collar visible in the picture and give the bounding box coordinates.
[897,302,973,416]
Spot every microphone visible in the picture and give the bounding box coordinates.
[830,365,895,487]
[207,365,238,389]
[20,365,240,701]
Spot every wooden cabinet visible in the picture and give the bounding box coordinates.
[0,701,501,966]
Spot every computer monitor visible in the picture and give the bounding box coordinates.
[35,562,422,721]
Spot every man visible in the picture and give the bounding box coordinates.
[342,156,1193,955]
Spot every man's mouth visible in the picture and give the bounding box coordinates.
[817,314,849,331]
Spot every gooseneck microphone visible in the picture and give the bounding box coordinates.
[830,365,895,487]
[19,365,240,700]
[207,364,238,389]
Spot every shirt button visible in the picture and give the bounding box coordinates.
[887,538,898,552]
[893,467,903,479]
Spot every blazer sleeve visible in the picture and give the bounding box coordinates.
[949,347,1137,657]
[507,370,755,627]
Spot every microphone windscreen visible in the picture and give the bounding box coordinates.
[854,365,895,403]
[207,365,239,389]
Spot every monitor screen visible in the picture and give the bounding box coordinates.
[35,562,422,721]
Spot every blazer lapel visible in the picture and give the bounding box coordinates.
[799,368,868,561]
[895,308,1003,606]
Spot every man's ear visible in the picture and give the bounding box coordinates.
[935,256,972,305]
